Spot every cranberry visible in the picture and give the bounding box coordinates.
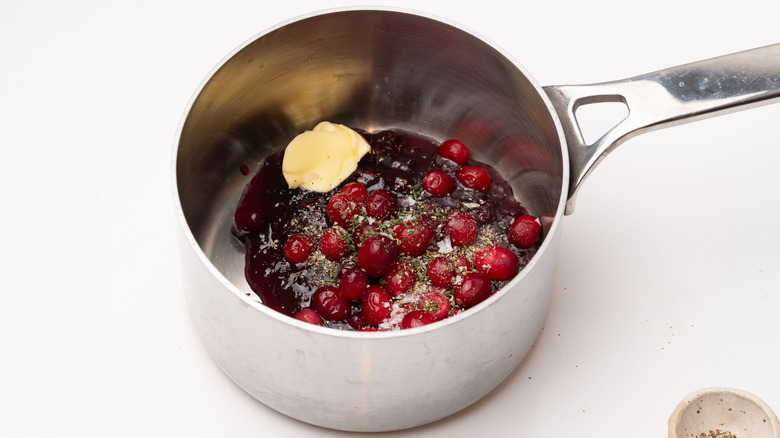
[282,234,315,263]
[293,308,321,325]
[320,228,351,261]
[382,261,416,297]
[418,202,447,231]
[312,286,350,321]
[233,203,265,235]
[508,214,542,249]
[352,221,380,246]
[474,245,519,281]
[393,221,434,256]
[362,285,392,326]
[420,291,450,320]
[427,256,455,287]
[365,189,398,220]
[453,272,491,308]
[422,171,456,196]
[327,192,360,227]
[437,139,470,165]
[445,210,477,247]
[401,310,437,329]
[357,235,398,277]
[347,313,368,330]
[338,267,369,301]
[427,284,451,296]
[340,182,368,203]
[456,166,492,191]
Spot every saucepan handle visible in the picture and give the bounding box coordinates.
[543,43,780,214]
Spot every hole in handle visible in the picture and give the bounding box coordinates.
[574,99,629,146]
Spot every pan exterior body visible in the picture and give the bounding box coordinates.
[175,9,567,431]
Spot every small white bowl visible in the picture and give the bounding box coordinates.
[669,387,780,438]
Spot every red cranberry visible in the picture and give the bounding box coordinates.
[312,286,350,321]
[382,261,416,297]
[418,206,447,236]
[233,203,265,235]
[422,171,456,196]
[437,139,470,165]
[474,245,519,281]
[420,291,450,320]
[362,285,392,326]
[453,272,491,308]
[365,189,398,220]
[338,267,369,301]
[347,313,368,330]
[320,228,351,261]
[282,234,315,263]
[401,310,437,329]
[293,308,321,325]
[427,256,455,287]
[445,210,477,247]
[426,284,451,296]
[340,182,368,203]
[352,221,380,247]
[393,221,434,256]
[357,235,398,277]
[456,166,492,191]
[327,192,360,227]
[508,214,542,249]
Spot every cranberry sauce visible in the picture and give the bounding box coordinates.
[232,129,539,329]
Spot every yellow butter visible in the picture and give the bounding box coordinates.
[282,122,371,192]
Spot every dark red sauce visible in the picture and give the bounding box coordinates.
[232,129,539,330]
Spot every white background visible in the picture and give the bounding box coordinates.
[2,0,779,436]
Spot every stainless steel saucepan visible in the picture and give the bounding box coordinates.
[174,8,780,432]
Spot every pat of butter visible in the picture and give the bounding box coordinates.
[282,122,371,192]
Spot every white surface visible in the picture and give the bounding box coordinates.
[2,1,779,436]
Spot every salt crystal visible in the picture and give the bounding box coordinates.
[437,236,453,254]
[398,195,416,208]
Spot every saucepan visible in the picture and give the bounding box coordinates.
[174,8,780,432]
